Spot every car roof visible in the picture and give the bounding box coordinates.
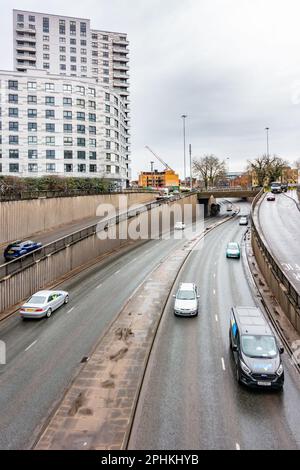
[232,306,272,336]
[179,283,195,290]
[32,290,59,296]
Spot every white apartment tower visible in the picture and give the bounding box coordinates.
[0,10,131,186]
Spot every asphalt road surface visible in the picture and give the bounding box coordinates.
[128,202,300,450]
[258,191,300,292]
[0,207,230,450]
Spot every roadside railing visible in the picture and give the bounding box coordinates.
[251,189,300,309]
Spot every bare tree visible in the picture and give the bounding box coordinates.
[193,155,227,189]
[294,158,300,170]
[248,154,288,186]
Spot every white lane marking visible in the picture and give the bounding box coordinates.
[213,273,216,278]
[25,340,37,352]
[236,443,241,451]
[215,315,219,322]
[213,289,216,295]
[67,307,74,314]
[96,283,102,289]
[221,357,226,371]
[115,270,121,275]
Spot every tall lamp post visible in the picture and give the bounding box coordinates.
[265,127,270,157]
[181,114,187,185]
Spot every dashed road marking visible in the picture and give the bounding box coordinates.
[25,340,37,352]
[215,315,219,322]
[115,270,121,275]
[67,307,74,314]
[236,443,241,451]
[213,289,216,295]
[96,283,102,289]
[221,357,226,371]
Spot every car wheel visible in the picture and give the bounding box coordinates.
[236,365,241,384]
[64,295,69,305]
[46,308,52,318]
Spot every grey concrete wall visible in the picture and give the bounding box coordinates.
[0,194,198,314]
[0,192,156,245]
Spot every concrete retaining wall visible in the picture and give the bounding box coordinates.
[0,194,198,315]
[0,192,156,245]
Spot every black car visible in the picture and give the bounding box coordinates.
[229,306,284,390]
[281,183,288,192]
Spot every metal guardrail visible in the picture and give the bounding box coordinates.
[0,193,190,280]
[251,190,300,309]
[0,188,158,202]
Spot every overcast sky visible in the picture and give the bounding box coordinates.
[1,0,300,178]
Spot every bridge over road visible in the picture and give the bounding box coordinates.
[197,187,261,216]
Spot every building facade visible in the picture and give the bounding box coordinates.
[0,70,130,186]
[6,9,131,186]
[138,169,180,189]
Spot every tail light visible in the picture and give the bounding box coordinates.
[35,308,43,312]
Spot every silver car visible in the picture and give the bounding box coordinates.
[20,290,69,319]
[173,283,199,317]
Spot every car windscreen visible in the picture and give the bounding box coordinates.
[177,290,195,300]
[241,335,277,358]
[228,243,238,250]
[27,296,47,305]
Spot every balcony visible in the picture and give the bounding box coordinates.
[16,44,36,52]
[113,71,129,79]
[113,79,129,87]
[16,51,36,61]
[113,39,129,46]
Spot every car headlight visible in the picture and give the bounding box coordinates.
[276,364,284,376]
[240,361,251,375]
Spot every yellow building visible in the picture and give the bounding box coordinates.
[138,169,180,189]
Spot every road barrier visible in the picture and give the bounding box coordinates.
[251,190,300,333]
[0,193,198,315]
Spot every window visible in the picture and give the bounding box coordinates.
[28,122,37,132]
[89,126,96,134]
[28,163,38,173]
[81,40,87,46]
[114,97,119,105]
[9,135,19,145]
[89,151,97,160]
[71,65,77,71]
[28,109,37,119]
[89,113,96,122]
[92,33,98,40]
[88,88,96,97]
[28,95,37,104]
[90,139,96,147]
[76,86,85,95]
[81,48,87,55]
[64,150,73,159]
[60,55,66,61]
[77,125,85,134]
[63,84,72,92]
[78,164,86,173]
[9,108,18,117]
[28,150,37,159]
[92,50,98,57]
[17,14,24,22]
[77,112,85,121]
[9,149,19,158]
[64,164,73,172]
[9,94,18,103]
[60,64,66,71]
[46,136,55,146]
[43,63,50,69]
[46,123,55,133]
[63,97,72,106]
[8,80,18,90]
[102,35,109,41]
[45,109,55,119]
[81,66,87,73]
[9,163,19,173]
[28,136,37,145]
[46,150,55,159]
[80,22,86,36]
[64,124,72,133]
[43,35,49,42]
[59,19,66,35]
[106,153,111,161]
[89,101,96,109]
[103,51,109,58]
[106,117,110,125]
[89,164,97,173]
[60,46,66,53]
[64,137,73,146]
[77,151,86,159]
[103,61,109,67]
[43,54,50,60]
[43,17,50,33]
[43,44,50,51]
[106,141,111,149]
[27,82,36,90]
[70,47,76,54]
[70,21,76,36]
[60,37,66,44]
[106,165,111,173]
[45,96,55,105]
[70,38,76,45]
[45,83,55,91]
[103,77,109,84]
[70,56,77,63]
[64,111,72,120]
[77,138,86,147]
[9,122,19,131]
[105,105,110,113]
[106,129,111,137]
[46,163,56,172]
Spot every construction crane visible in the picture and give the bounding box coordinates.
[145,146,174,172]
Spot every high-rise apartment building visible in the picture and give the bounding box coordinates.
[0,10,131,187]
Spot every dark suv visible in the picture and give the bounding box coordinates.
[229,306,284,390]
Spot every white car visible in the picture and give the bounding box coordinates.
[173,283,199,317]
[174,221,186,230]
[239,216,248,226]
[20,290,69,319]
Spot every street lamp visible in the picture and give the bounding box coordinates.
[265,127,270,157]
[181,114,187,185]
